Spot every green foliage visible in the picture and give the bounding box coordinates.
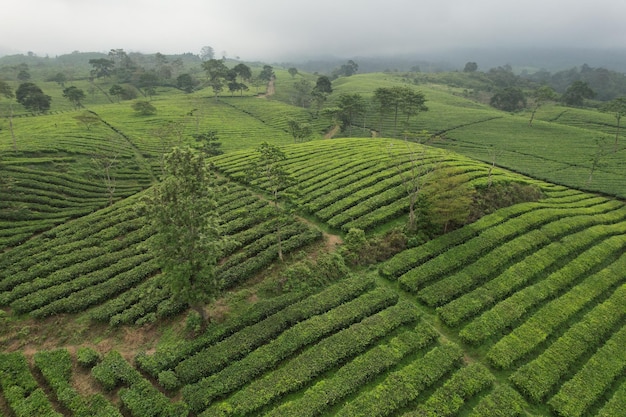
[131,100,156,115]
[143,146,223,319]
[77,346,101,368]
[490,87,526,112]
[15,82,51,113]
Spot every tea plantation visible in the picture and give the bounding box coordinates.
[1,61,625,416]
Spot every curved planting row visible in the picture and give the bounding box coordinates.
[211,138,534,232]
[380,183,626,414]
[0,176,321,324]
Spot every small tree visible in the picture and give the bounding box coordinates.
[176,73,197,93]
[74,111,101,130]
[91,153,118,206]
[193,131,223,156]
[424,169,475,233]
[463,62,478,72]
[15,82,51,113]
[528,85,557,126]
[287,119,312,143]
[490,87,526,112]
[562,81,595,107]
[292,79,312,107]
[0,81,16,150]
[143,147,224,323]
[109,84,125,103]
[588,137,610,184]
[600,97,626,152]
[288,67,298,78]
[314,75,332,95]
[62,86,85,109]
[131,100,156,116]
[336,93,365,136]
[250,142,294,261]
[202,59,228,100]
[387,139,434,232]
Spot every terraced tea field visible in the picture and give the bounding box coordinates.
[1,68,625,416]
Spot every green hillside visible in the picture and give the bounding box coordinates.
[1,57,625,416]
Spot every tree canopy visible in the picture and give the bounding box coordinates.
[143,147,223,322]
[15,82,51,113]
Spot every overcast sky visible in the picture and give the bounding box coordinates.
[2,0,626,60]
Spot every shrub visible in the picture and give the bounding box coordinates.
[77,347,101,368]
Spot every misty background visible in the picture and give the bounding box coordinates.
[1,0,626,72]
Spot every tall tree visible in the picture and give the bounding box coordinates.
[62,86,85,109]
[600,97,626,152]
[424,168,475,233]
[200,46,215,61]
[0,81,16,150]
[250,142,294,261]
[562,81,595,107]
[287,119,312,143]
[258,65,275,83]
[374,87,428,137]
[528,85,557,126]
[336,93,365,136]
[387,139,434,232]
[490,87,526,112]
[314,75,332,94]
[202,59,228,100]
[292,79,312,107]
[15,82,51,113]
[88,58,115,79]
[143,147,224,323]
[288,67,298,78]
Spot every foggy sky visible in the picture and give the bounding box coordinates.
[2,0,626,61]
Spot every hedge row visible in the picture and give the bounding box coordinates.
[33,349,121,417]
[10,252,152,315]
[315,170,408,220]
[596,379,626,417]
[31,258,160,318]
[218,228,322,289]
[266,322,438,417]
[0,215,145,292]
[136,291,308,377]
[2,225,150,304]
[183,287,403,412]
[467,384,527,417]
[0,351,62,417]
[199,300,421,416]
[88,277,159,323]
[300,161,415,212]
[381,197,619,281]
[460,234,626,345]
[342,194,412,232]
[403,362,495,417]
[335,343,464,417]
[175,276,375,385]
[0,197,141,273]
[510,283,626,402]
[548,324,626,417]
[487,251,626,369]
[437,219,626,327]
[398,201,623,293]
[416,228,553,306]
[91,351,187,417]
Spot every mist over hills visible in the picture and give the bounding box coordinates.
[2,46,626,75]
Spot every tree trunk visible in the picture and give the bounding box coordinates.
[9,106,17,152]
[614,115,621,153]
[192,303,210,324]
[528,106,538,127]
